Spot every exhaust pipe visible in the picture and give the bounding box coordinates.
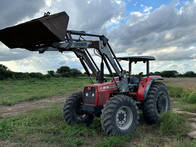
[0,12,69,50]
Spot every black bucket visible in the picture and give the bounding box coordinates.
[0,12,69,50]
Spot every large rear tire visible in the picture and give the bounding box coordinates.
[63,91,93,125]
[143,82,170,124]
[101,95,139,136]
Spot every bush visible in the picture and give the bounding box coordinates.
[183,71,196,77]
[28,72,46,79]
[70,68,82,76]
[167,86,188,98]
[12,72,30,80]
[47,70,55,77]
[160,112,188,137]
[181,93,196,104]
[0,64,83,80]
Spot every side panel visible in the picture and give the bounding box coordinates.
[137,76,163,101]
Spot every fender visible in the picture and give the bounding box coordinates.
[137,76,163,101]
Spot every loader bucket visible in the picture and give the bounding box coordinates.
[0,12,69,50]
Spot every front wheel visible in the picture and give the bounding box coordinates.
[143,82,170,124]
[63,91,93,125]
[101,95,139,136]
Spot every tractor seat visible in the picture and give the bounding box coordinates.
[128,76,141,87]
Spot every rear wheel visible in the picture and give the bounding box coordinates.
[101,95,139,136]
[143,82,170,124]
[63,91,93,125]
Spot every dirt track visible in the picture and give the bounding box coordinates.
[173,108,196,139]
[164,78,196,89]
[0,96,66,117]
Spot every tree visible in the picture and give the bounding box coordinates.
[154,71,161,75]
[183,71,196,77]
[160,70,179,77]
[0,64,8,71]
[47,70,55,77]
[70,68,82,76]
[56,66,71,77]
[0,64,13,80]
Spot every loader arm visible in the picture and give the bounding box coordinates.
[0,12,129,92]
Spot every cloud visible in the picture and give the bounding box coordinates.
[0,0,46,28]
[0,0,47,62]
[0,0,196,73]
[49,0,125,33]
[0,51,83,73]
[0,46,30,61]
[109,0,196,61]
[0,0,126,72]
[142,46,196,61]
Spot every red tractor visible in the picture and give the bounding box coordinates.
[0,12,170,136]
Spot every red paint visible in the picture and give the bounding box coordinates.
[83,81,118,106]
[137,76,162,100]
[83,76,162,106]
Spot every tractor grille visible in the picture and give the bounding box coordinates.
[83,87,96,104]
[98,92,106,105]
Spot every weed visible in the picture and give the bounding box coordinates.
[159,112,189,138]
[98,135,131,147]
[178,139,196,147]
[167,86,187,98]
[181,93,196,104]
[179,103,196,113]
[0,119,13,140]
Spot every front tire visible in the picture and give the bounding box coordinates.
[143,82,170,124]
[101,95,139,136]
[63,91,93,125]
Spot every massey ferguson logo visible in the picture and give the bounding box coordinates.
[103,85,117,89]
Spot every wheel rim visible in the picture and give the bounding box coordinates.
[116,106,133,130]
[156,92,168,114]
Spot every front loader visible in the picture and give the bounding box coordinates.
[0,12,170,136]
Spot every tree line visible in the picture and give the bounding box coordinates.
[0,64,195,80]
[0,64,82,80]
[149,70,196,77]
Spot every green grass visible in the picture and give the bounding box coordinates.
[0,103,134,147]
[159,112,189,138]
[0,79,194,146]
[168,86,196,104]
[167,86,189,98]
[177,103,196,113]
[178,139,196,147]
[0,104,96,146]
[0,106,190,146]
[0,77,90,105]
[98,135,131,147]
[181,93,196,104]
[168,85,196,112]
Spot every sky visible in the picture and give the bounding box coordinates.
[0,0,196,74]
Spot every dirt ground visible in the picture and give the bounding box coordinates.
[0,96,65,118]
[164,77,196,89]
[0,78,195,118]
